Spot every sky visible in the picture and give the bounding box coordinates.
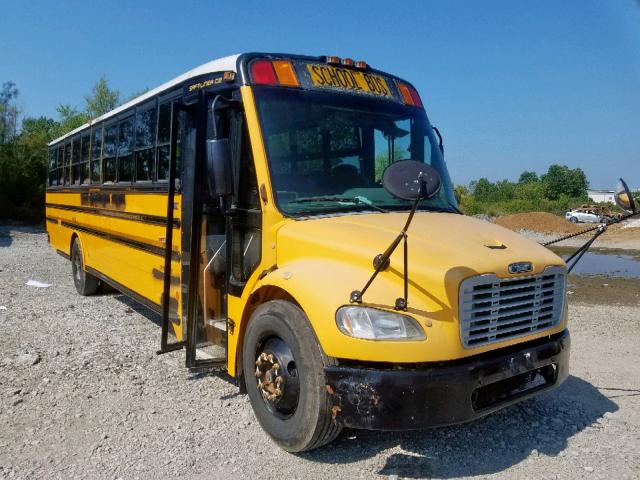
[1,0,639,188]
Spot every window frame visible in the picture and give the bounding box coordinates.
[45,87,190,191]
[79,132,91,185]
[71,134,82,186]
[102,120,118,184]
[116,112,135,184]
[156,94,175,183]
[90,123,103,184]
[133,100,157,183]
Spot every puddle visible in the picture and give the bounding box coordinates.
[550,247,640,279]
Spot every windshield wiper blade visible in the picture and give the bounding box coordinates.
[289,196,388,213]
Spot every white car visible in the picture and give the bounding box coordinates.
[565,209,602,223]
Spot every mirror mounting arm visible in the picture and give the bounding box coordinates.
[350,181,426,310]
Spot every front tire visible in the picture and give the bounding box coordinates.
[71,238,99,296]
[569,216,578,223]
[242,300,342,452]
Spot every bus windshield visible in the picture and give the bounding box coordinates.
[254,87,457,217]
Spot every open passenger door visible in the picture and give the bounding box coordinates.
[159,93,229,368]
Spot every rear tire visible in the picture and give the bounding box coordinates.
[242,300,342,452]
[71,238,99,296]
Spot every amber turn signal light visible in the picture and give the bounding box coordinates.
[397,81,423,108]
[272,60,300,87]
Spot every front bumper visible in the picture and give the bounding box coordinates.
[325,330,570,430]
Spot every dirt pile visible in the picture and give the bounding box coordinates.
[601,219,640,242]
[494,212,582,235]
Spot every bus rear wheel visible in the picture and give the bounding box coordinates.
[242,300,342,452]
[71,238,99,296]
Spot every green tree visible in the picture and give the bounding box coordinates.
[454,184,470,204]
[84,75,120,118]
[541,164,588,200]
[472,178,498,202]
[0,76,126,221]
[54,104,89,138]
[495,180,516,201]
[0,81,19,144]
[567,167,588,198]
[518,171,538,183]
[0,114,57,221]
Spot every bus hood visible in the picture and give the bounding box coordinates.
[270,211,567,363]
[275,212,565,303]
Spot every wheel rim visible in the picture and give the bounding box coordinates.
[254,337,300,417]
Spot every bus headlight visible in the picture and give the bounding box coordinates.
[336,306,426,341]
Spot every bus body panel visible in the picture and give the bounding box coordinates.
[46,190,184,340]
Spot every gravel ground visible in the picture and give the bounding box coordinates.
[1,225,639,479]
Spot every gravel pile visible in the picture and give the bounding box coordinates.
[1,225,639,479]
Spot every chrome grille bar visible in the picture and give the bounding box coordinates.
[459,266,566,348]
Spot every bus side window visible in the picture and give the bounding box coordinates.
[80,133,90,185]
[48,147,57,186]
[102,123,117,183]
[117,116,134,183]
[135,103,156,182]
[91,124,103,183]
[57,145,65,186]
[71,135,81,185]
[156,101,172,181]
[63,142,72,186]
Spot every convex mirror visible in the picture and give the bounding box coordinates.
[382,160,441,201]
[615,178,637,214]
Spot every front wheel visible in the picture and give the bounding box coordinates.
[242,300,341,452]
[71,238,99,296]
[569,216,578,223]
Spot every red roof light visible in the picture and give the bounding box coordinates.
[251,60,278,85]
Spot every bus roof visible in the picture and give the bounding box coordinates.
[49,54,240,146]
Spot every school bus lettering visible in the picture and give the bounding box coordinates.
[45,53,570,454]
[307,64,390,97]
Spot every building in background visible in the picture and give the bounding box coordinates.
[587,189,615,203]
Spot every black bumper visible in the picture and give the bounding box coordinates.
[325,330,570,430]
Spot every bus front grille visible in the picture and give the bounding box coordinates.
[459,266,566,348]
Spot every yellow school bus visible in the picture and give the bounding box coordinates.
[46,53,570,452]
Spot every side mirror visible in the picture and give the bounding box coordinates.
[615,178,637,214]
[382,160,441,201]
[206,138,233,197]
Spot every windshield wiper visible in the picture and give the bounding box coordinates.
[289,196,388,213]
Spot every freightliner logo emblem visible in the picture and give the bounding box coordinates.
[508,262,533,274]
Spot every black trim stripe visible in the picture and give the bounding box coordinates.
[86,266,180,325]
[60,219,180,261]
[46,185,173,194]
[46,216,58,224]
[46,203,180,228]
[56,249,71,260]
